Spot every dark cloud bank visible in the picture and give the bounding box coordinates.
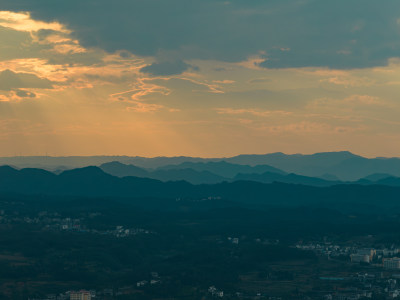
[1,0,400,69]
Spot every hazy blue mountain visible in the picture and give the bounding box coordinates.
[354,175,400,186]
[157,161,286,178]
[362,173,395,181]
[149,168,227,184]
[374,177,400,186]
[101,161,388,187]
[99,162,341,186]
[224,151,366,179]
[0,156,129,169]
[123,156,216,169]
[99,161,227,184]
[2,166,400,212]
[226,152,400,181]
[100,161,149,177]
[318,173,340,181]
[225,151,358,168]
[324,157,400,181]
[0,155,217,169]
[234,172,341,187]
[51,166,73,175]
[3,151,400,181]
[0,152,358,170]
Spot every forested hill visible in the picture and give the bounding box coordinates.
[1,165,400,212]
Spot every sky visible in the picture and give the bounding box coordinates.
[1,0,400,157]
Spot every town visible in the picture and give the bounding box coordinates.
[2,195,400,300]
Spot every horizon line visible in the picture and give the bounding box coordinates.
[0,150,397,160]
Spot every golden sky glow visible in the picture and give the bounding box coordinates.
[1,9,400,157]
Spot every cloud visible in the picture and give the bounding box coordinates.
[310,95,386,110]
[123,99,180,113]
[342,95,382,105]
[212,80,235,84]
[0,12,105,67]
[125,101,165,113]
[154,77,226,94]
[0,94,10,102]
[248,77,272,84]
[15,89,36,98]
[1,1,400,68]
[140,60,198,76]
[0,89,37,102]
[0,69,53,91]
[216,108,292,117]
[319,75,376,87]
[0,11,69,33]
[263,121,359,134]
[110,78,171,102]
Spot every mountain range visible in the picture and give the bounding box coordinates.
[2,165,400,213]
[100,161,288,184]
[2,151,400,181]
[99,161,400,187]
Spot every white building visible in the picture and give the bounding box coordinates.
[351,254,370,263]
[384,258,400,269]
[70,290,91,300]
[358,248,376,260]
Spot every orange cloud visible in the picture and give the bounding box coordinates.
[0,94,9,102]
[110,78,171,102]
[216,108,292,117]
[50,43,87,55]
[321,76,375,87]
[0,11,69,33]
[126,102,165,113]
[310,95,386,110]
[260,121,360,134]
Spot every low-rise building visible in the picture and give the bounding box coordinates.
[351,254,370,263]
[137,280,148,287]
[70,290,91,300]
[384,258,400,269]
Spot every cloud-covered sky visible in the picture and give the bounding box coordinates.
[1,1,400,157]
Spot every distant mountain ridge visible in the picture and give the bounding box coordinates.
[2,151,400,180]
[2,166,400,212]
[99,161,400,187]
[156,161,286,178]
[100,161,228,184]
[226,151,358,167]
[233,172,342,187]
[99,161,339,186]
[99,161,288,184]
